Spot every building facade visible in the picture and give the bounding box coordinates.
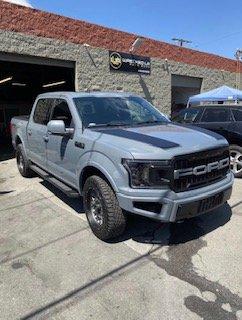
[0,0,241,139]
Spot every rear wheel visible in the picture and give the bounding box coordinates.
[230,145,242,178]
[16,144,34,178]
[83,175,126,240]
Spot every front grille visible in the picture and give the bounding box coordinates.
[172,147,230,193]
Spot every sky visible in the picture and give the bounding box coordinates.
[5,0,242,59]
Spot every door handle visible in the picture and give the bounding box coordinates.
[75,141,85,149]
[43,135,49,142]
[27,129,32,136]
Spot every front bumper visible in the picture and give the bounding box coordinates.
[116,172,234,222]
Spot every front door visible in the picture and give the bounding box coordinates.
[46,98,80,187]
[27,98,53,168]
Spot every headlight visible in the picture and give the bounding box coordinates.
[122,159,171,188]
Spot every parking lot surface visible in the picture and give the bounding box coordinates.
[0,158,242,320]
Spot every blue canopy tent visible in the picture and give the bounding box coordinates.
[188,85,242,105]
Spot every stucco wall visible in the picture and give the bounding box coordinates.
[0,30,238,115]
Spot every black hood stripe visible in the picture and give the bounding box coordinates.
[180,124,225,140]
[94,128,180,149]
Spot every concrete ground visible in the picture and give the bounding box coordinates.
[0,158,242,320]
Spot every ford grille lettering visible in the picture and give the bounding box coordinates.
[174,158,230,180]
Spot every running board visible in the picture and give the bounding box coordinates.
[30,165,80,198]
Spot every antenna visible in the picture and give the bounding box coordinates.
[235,49,242,89]
[172,38,192,47]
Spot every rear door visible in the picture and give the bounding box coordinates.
[27,98,53,168]
[228,108,242,144]
[196,107,231,140]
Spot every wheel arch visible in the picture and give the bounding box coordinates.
[15,135,29,159]
[15,135,23,147]
[228,139,242,148]
[79,165,118,195]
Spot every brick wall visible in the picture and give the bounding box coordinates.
[0,1,240,73]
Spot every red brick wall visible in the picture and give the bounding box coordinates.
[0,1,240,73]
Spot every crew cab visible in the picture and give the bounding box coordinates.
[11,92,234,240]
[172,104,242,178]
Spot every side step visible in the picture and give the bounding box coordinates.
[30,165,80,198]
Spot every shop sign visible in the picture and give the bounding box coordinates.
[109,51,151,74]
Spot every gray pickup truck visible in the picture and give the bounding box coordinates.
[11,92,233,240]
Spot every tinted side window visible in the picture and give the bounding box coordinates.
[174,109,200,123]
[201,108,229,122]
[184,110,197,122]
[232,109,242,121]
[51,99,73,128]
[33,99,53,125]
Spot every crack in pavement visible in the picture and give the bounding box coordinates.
[0,226,89,264]
[0,195,54,212]
[19,247,160,320]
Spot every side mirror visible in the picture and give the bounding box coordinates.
[47,120,74,136]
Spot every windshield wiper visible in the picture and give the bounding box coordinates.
[87,120,166,128]
[88,121,131,128]
[136,120,165,125]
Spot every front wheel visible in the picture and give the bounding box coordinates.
[230,145,242,178]
[83,175,126,240]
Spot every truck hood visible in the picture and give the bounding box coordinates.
[91,123,228,160]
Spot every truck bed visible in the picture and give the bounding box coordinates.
[12,115,30,121]
[11,115,30,149]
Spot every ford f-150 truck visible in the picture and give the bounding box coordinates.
[11,92,234,240]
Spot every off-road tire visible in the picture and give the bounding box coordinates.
[230,145,242,178]
[83,175,126,240]
[16,144,34,178]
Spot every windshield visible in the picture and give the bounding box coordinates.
[173,109,200,123]
[73,96,169,128]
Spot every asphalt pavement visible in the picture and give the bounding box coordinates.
[0,158,242,320]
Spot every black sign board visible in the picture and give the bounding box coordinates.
[109,51,151,75]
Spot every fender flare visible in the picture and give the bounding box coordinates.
[15,135,29,158]
[77,152,124,194]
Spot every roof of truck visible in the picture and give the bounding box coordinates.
[190,104,242,109]
[37,91,138,99]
